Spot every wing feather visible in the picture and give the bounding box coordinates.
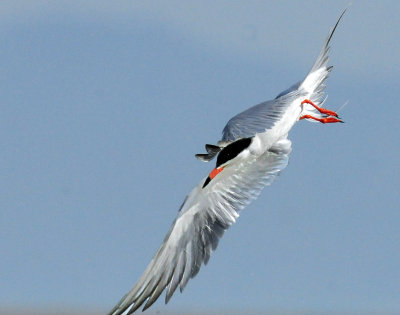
[222,89,306,142]
[108,139,291,315]
[222,9,346,143]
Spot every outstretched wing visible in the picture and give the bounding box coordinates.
[299,8,347,104]
[222,8,346,143]
[108,139,292,315]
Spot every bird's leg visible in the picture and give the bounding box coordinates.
[301,99,339,117]
[299,114,343,123]
[300,99,343,123]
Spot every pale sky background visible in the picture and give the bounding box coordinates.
[1,1,399,314]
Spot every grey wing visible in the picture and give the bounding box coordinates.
[222,89,305,142]
[108,139,292,315]
[222,9,347,143]
[301,8,347,104]
[309,8,346,75]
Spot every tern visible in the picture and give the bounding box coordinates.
[109,9,346,315]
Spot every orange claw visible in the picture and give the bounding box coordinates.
[301,99,339,117]
[300,114,343,124]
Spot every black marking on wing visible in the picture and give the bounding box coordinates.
[216,137,252,168]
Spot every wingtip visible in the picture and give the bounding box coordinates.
[141,303,150,312]
[326,6,348,45]
[165,286,175,304]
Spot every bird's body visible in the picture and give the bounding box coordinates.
[109,9,346,315]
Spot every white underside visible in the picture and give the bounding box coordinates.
[249,95,304,156]
[248,66,330,157]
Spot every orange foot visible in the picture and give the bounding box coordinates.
[299,114,343,123]
[301,99,339,118]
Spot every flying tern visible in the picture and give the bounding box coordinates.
[109,9,346,315]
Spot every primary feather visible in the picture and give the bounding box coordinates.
[109,140,291,315]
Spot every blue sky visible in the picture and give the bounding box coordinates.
[1,1,399,314]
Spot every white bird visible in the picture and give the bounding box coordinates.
[109,9,346,315]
